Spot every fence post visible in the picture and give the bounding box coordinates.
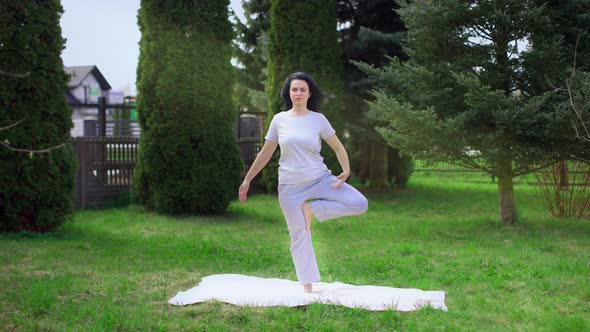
[72,138,79,208]
[98,96,106,137]
[79,138,88,208]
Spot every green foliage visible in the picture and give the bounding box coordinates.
[359,0,590,223]
[338,0,407,91]
[263,0,345,193]
[525,0,590,95]
[0,1,76,232]
[134,0,241,214]
[564,71,590,146]
[523,0,590,161]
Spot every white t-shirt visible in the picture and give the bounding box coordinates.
[265,111,336,184]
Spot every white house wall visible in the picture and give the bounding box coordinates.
[69,70,115,137]
[70,74,104,104]
[71,118,84,137]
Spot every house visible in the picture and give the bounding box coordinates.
[65,65,115,137]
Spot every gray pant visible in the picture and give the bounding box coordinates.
[278,171,369,285]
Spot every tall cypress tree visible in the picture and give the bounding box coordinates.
[134,0,241,214]
[0,0,76,232]
[263,0,345,192]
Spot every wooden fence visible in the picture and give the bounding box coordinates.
[237,137,262,177]
[72,136,139,209]
[82,119,142,137]
[72,136,264,208]
[413,159,590,185]
[70,134,588,209]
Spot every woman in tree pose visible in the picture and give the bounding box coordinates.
[239,72,368,293]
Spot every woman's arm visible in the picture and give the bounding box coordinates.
[239,140,278,202]
[323,134,350,188]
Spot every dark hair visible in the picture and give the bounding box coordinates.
[280,72,324,111]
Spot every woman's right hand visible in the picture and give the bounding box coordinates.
[239,180,250,202]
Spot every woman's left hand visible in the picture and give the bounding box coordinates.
[239,180,250,202]
[331,171,350,188]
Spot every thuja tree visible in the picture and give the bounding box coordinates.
[134,0,241,214]
[0,0,76,232]
[263,0,345,193]
[360,0,588,224]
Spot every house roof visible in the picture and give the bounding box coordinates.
[65,65,111,90]
[66,90,81,104]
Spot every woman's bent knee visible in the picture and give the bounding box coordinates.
[353,194,368,214]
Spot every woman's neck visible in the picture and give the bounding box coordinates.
[290,105,309,115]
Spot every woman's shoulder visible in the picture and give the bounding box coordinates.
[310,111,330,122]
[308,110,326,118]
[270,111,288,121]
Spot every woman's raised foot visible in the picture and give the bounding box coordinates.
[302,201,313,232]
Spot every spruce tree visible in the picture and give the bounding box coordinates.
[0,0,76,232]
[263,0,345,192]
[134,0,241,214]
[360,0,590,224]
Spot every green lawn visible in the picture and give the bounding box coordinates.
[1,176,589,331]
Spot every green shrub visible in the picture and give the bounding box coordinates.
[0,1,76,232]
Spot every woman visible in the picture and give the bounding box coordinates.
[238,72,368,293]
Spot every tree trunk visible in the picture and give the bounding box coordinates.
[388,146,400,187]
[559,160,569,189]
[497,159,516,224]
[359,138,370,185]
[369,139,388,189]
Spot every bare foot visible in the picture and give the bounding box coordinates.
[304,283,313,293]
[302,201,313,232]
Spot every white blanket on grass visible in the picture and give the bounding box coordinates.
[168,274,447,312]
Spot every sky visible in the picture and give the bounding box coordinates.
[60,0,245,96]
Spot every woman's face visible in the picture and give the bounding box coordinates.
[289,79,311,106]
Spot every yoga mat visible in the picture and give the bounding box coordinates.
[168,274,447,312]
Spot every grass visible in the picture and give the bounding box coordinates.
[1,175,589,331]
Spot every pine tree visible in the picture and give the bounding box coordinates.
[134,0,241,214]
[0,0,76,232]
[263,0,345,192]
[361,0,590,224]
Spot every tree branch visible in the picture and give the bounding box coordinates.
[1,119,66,154]
[446,152,494,173]
[0,69,31,78]
[0,140,66,154]
[471,23,492,40]
[0,119,24,131]
[566,34,590,141]
[513,161,558,176]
